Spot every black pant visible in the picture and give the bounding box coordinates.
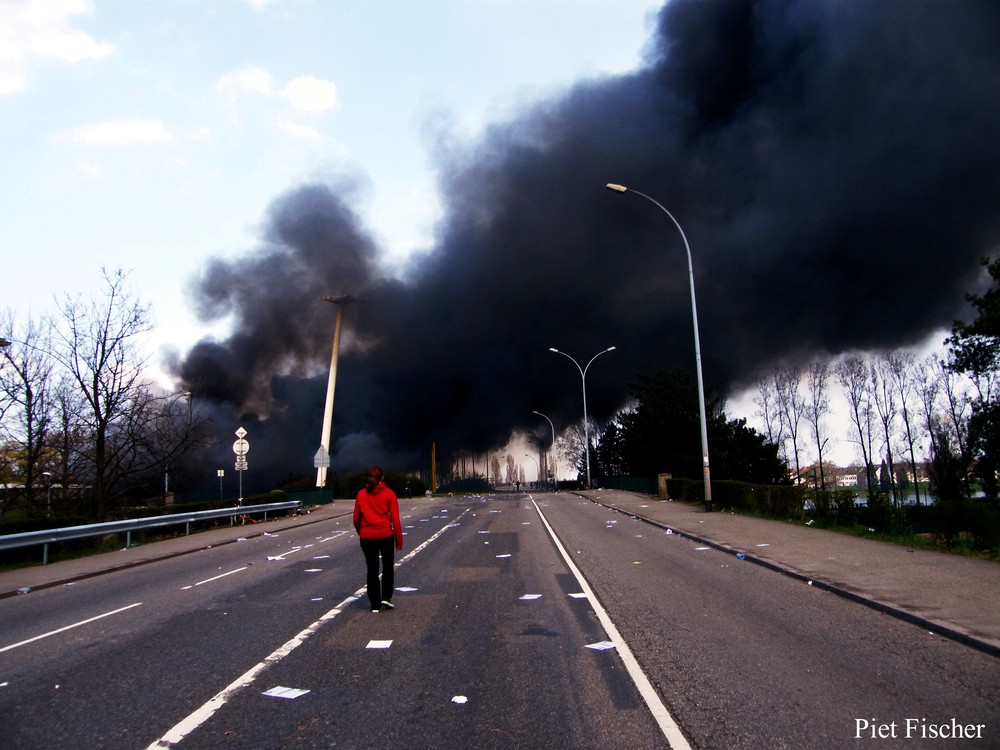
[360,536,395,609]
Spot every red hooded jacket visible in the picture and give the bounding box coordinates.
[353,481,403,550]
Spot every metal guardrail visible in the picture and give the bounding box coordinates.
[0,501,302,564]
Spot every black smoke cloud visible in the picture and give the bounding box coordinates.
[177,0,1000,485]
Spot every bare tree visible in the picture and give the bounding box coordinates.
[836,354,877,499]
[490,455,502,486]
[774,365,806,483]
[0,315,55,519]
[887,351,924,505]
[804,361,831,489]
[915,356,943,461]
[939,363,974,497]
[48,268,156,519]
[753,374,784,449]
[871,355,900,505]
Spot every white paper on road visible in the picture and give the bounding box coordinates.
[304,569,322,573]
[585,641,618,651]
[568,592,588,599]
[496,554,512,558]
[452,695,468,704]
[366,640,393,649]
[396,586,418,592]
[262,686,310,699]
[695,547,710,551]
[519,594,542,600]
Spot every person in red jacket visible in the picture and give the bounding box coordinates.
[353,466,403,612]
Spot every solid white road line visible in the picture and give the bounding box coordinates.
[0,602,143,654]
[529,495,693,750]
[145,507,471,749]
[181,567,249,590]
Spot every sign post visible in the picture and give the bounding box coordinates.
[233,427,249,501]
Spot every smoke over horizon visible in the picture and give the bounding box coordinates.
[175,0,1000,485]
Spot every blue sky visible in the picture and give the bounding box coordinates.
[1,0,660,356]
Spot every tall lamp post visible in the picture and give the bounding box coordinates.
[606,183,713,511]
[532,410,557,489]
[316,295,359,488]
[523,454,539,485]
[549,346,616,489]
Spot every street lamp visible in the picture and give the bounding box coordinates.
[606,183,713,511]
[316,295,360,488]
[523,454,539,485]
[532,410,557,489]
[549,346,616,489]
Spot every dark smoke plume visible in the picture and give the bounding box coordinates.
[177,0,1000,485]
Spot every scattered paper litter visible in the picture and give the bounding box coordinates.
[452,696,468,704]
[304,568,322,573]
[262,686,310,699]
[585,641,617,651]
[263,532,278,537]
[478,530,490,534]
[695,546,711,551]
[396,587,418,592]
[313,555,330,559]
[496,553,511,558]
[366,640,393,649]
[519,594,542,600]
[756,543,770,547]
[568,592,588,599]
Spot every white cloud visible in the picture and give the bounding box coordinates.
[283,75,338,113]
[75,159,103,178]
[277,118,321,141]
[62,118,174,146]
[216,66,275,101]
[0,0,113,95]
[216,66,338,117]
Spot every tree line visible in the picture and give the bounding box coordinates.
[0,268,206,528]
[577,258,1000,506]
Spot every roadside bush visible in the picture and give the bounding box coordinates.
[833,489,858,526]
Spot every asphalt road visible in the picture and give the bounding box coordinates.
[1,493,997,749]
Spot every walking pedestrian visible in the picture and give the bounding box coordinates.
[353,466,403,612]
